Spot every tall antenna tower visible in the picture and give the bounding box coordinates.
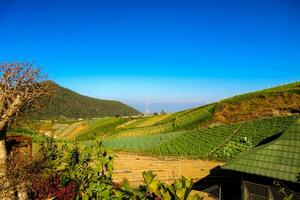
[145,97,150,116]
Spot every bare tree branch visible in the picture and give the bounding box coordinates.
[0,61,54,137]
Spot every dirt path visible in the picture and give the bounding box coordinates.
[112,152,223,186]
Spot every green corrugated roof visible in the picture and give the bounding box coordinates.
[222,118,300,183]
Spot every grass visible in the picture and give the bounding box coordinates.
[221,81,300,104]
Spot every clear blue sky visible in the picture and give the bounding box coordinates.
[1,0,300,112]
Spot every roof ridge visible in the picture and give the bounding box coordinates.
[230,163,298,176]
[236,155,300,166]
[253,151,300,159]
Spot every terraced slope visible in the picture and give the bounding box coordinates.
[110,82,300,139]
[107,105,215,139]
[136,114,171,127]
[72,117,127,140]
[112,123,174,138]
[173,104,215,128]
[103,115,299,161]
[41,81,300,160]
[39,117,127,140]
[116,114,172,130]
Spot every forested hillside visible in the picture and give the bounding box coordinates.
[32,82,140,119]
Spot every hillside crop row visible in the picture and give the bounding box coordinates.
[103,115,299,160]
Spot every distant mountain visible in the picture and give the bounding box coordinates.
[32,82,141,119]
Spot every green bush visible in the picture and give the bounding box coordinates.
[37,138,202,199]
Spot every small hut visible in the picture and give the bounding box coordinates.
[222,119,300,199]
[6,135,33,160]
[195,118,300,200]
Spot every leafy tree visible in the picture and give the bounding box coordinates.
[0,62,53,199]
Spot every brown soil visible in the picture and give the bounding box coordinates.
[213,93,300,124]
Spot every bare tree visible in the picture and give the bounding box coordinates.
[0,62,53,199]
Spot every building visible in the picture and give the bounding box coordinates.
[195,118,300,200]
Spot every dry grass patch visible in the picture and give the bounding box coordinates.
[112,152,223,186]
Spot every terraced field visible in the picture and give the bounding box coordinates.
[115,114,172,130]
[37,82,300,163]
[105,105,216,139]
[112,123,174,138]
[173,105,215,128]
[39,117,127,140]
[49,122,87,139]
[76,117,127,140]
[136,114,171,127]
[103,115,299,160]
[39,112,299,161]
[103,131,184,152]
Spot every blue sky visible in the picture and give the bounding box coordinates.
[1,0,300,112]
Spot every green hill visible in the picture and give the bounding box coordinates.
[32,82,141,119]
[103,115,299,161]
[39,81,299,140]
[113,81,300,136]
[31,82,300,160]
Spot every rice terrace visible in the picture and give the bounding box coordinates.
[1,0,300,200]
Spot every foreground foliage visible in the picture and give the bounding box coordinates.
[8,137,200,199]
[143,171,201,200]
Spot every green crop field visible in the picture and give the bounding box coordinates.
[155,108,193,124]
[112,123,174,138]
[103,131,184,153]
[103,115,299,160]
[173,104,215,128]
[75,117,127,141]
[115,117,151,129]
[115,114,171,130]
[135,114,171,127]
[101,105,215,139]
[35,82,300,162]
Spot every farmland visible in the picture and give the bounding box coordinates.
[35,82,300,162]
[102,115,299,161]
[3,2,300,198]
[112,152,223,186]
[37,112,299,162]
[5,80,300,199]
